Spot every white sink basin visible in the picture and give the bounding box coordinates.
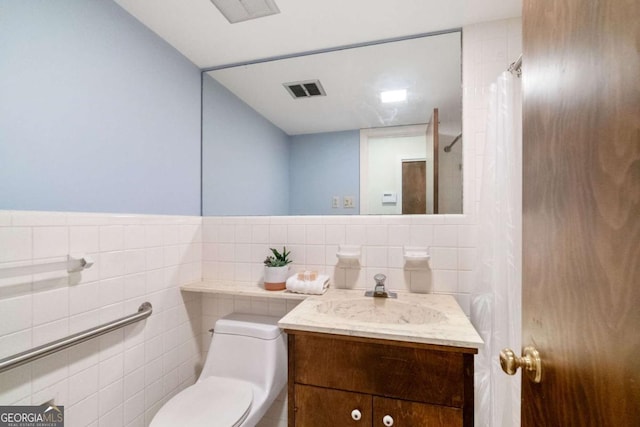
[315,298,447,325]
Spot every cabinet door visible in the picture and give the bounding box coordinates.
[294,384,372,426]
[373,396,463,427]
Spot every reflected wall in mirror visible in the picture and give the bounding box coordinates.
[202,30,462,216]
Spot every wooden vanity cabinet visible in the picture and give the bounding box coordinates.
[286,331,476,427]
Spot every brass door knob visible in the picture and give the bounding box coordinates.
[500,346,542,383]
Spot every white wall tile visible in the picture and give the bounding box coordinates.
[324,225,345,244]
[144,225,163,248]
[99,330,124,361]
[387,225,410,246]
[100,403,123,427]
[70,226,100,254]
[1,211,202,426]
[99,379,123,416]
[124,391,145,425]
[144,379,163,410]
[145,247,163,271]
[31,351,68,393]
[305,225,324,244]
[33,227,68,259]
[124,250,146,275]
[365,225,388,246]
[67,393,99,426]
[235,225,252,244]
[68,340,100,375]
[0,212,12,226]
[458,248,477,271]
[100,226,124,252]
[251,225,269,244]
[432,270,458,293]
[409,225,433,246]
[345,225,366,245]
[100,352,127,387]
[99,277,125,307]
[433,225,458,247]
[69,365,99,406]
[287,225,305,244]
[218,226,235,244]
[32,318,69,347]
[124,226,146,250]
[12,212,67,227]
[0,365,31,405]
[69,282,101,315]
[0,294,33,335]
[234,244,252,263]
[365,247,388,268]
[162,226,181,246]
[32,288,69,326]
[32,377,68,407]
[430,247,458,270]
[124,367,145,400]
[100,251,125,280]
[123,273,146,300]
[305,246,325,266]
[0,329,31,359]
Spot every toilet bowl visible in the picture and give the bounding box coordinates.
[150,313,287,427]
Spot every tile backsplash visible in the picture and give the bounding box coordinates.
[0,211,202,427]
[201,214,477,314]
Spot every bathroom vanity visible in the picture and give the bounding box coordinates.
[278,290,483,427]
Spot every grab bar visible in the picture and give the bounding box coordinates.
[0,255,94,280]
[0,302,152,374]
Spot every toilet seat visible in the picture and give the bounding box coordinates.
[151,376,253,427]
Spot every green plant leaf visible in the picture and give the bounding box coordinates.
[265,246,292,266]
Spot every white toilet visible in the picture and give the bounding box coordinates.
[150,313,287,427]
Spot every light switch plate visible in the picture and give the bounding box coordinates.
[344,196,355,208]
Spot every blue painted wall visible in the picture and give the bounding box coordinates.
[0,0,201,215]
[202,75,290,216]
[289,131,360,215]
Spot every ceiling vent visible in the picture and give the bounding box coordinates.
[210,0,280,24]
[283,80,327,99]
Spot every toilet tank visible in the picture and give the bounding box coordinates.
[199,313,287,393]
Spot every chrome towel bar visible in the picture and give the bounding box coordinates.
[0,302,152,374]
[0,255,94,280]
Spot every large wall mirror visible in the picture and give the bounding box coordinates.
[202,30,462,216]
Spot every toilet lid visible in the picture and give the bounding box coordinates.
[151,377,253,427]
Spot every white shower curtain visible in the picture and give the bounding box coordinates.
[471,71,522,427]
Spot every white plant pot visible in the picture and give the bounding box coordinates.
[264,265,290,291]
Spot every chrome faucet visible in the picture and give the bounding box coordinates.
[364,274,397,298]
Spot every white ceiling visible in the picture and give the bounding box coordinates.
[207,32,462,135]
[114,0,520,136]
[113,0,521,68]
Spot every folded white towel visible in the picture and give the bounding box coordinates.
[286,274,330,295]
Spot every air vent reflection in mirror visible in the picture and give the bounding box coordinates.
[283,79,326,99]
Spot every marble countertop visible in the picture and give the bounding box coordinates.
[180,280,309,300]
[278,289,484,350]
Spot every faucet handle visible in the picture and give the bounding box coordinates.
[374,274,386,285]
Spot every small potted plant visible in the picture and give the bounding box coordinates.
[263,247,292,291]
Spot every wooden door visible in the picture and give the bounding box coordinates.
[426,108,439,213]
[402,160,426,214]
[521,0,640,424]
[294,384,372,426]
[373,397,462,427]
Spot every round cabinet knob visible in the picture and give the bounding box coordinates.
[382,415,394,426]
[351,409,362,421]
